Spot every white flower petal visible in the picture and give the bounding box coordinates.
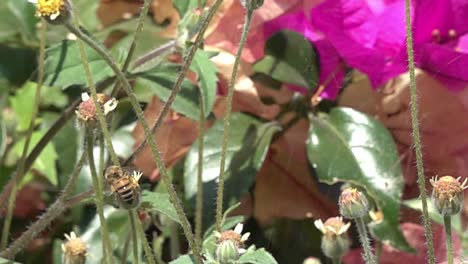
[28,0,38,4]
[103,98,118,115]
[50,12,60,20]
[241,232,250,242]
[213,231,222,238]
[234,223,243,234]
[314,219,325,234]
[338,222,351,235]
[238,248,246,255]
[81,92,90,102]
[132,171,143,181]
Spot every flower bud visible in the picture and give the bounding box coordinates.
[214,223,250,264]
[62,232,87,264]
[315,217,351,260]
[430,176,467,216]
[28,0,72,25]
[339,188,369,219]
[240,0,264,10]
[75,93,118,126]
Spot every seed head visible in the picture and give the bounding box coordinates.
[75,92,117,125]
[339,188,369,219]
[315,217,350,259]
[214,223,250,263]
[430,176,467,216]
[61,232,87,264]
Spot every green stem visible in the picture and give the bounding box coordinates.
[128,210,139,264]
[355,217,376,264]
[0,151,87,259]
[133,210,156,264]
[86,130,114,264]
[403,1,435,263]
[444,216,453,264]
[110,0,152,97]
[215,8,253,230]
[0,19,47,250]
[375,241,382,263]
[124,0,224,168]
[65,2,224,262]
[195,97,205,248]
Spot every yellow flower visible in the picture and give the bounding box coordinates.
[28,0,66,21]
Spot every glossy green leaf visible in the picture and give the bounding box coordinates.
[184,113,280,229]
[140,190,180,223]
[44,40,115,88]
[307,107,413,252]
[238,248,278,264]
[135,65,201,120]
[0,46,36,85]
[254,30,318,90]
[7,130,58,185]
[189,50,218,116]
[403,198,462,235]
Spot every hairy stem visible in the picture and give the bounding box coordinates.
[124,0,224,167]
[128,210,139,264]
[133,210,156,264]
[65,19,203,262]
[0,151,87,259]
[195,98,205,247]
[110,0,153,97]
[215,8,253,230]
[0,20,47,250]
[355,217,376,264]
[443,216,453,264]
[86,130,114,264]
[404,1,435,263]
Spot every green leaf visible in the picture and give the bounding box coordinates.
[44,40,115,88]
[306,107,413,252]
[0,0,37,44]
[189,50,218,117]
[254,30,318,90]
[184,113,280,229]
[172,0,205,18]
[9,81,37,131]
[140,190,180,223]
[403,198,463,235]
[169,254,196,264]
[0,257,21,264]
[135,65,201,120]
[238,248,278,264]
[0,46,36,86]
[7,131,58,185]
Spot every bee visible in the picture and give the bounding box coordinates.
[104,166,142,209]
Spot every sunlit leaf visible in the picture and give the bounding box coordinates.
[44,40,115,88]
[7,130,58,185]
[238,248,278,264]
[135,64,201,120]
[190,50,218,117]
[169,254,196,264]
[9,82,37,131]
[307,107,413,252]
[254,30,318,90]
[184,113,281,230]
[140,190,180,223]
[0,0,37,44]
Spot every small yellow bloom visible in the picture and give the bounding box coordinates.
[28,0,66,21]
[61,232,87,264]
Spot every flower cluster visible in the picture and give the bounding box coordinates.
[28,0,71,24]
[261,0,468,99]
[75,92,118,125]
[430,175,467,216]
[61,232,87,264]
[214,223,250,263]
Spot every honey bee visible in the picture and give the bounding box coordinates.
[104,166,142,209]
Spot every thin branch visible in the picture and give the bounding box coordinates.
[0,151,87,259]
[216,7,253,230]
[0,20,47,250]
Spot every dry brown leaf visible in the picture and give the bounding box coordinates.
[253,119,338,225]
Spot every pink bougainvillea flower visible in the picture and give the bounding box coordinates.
[261,0,468,98]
